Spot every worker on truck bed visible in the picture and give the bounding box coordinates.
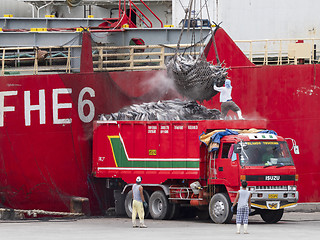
[231,180,252,234]
[213,79,244,120]
[132,176,147,228]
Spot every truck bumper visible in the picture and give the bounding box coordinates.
[250,191,299,210]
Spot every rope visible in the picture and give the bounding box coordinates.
[203,0,221,64]
[187,0,194,32]
[178,0,188,12]
[176,6,190,53]
[60,33,82,47]
[166,0,228,102]
[194,0,210,19]
[0,208,84,218]
[199,0,203,54]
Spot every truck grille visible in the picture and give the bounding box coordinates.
[255,185,288,191]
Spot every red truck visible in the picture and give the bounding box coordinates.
[92,120,299,223]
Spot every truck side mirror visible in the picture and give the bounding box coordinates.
[234,144,241,153]
[293,145,300,154]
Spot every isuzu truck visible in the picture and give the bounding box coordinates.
[92,120,299,223]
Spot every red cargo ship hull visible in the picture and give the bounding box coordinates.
[0,70,180,213]
[0,28,319,215]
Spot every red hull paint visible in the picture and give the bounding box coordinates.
[228,64,320,202]
[205,28,254,67]
[0,27,319,215]
[0,71,179,213]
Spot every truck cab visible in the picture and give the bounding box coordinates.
[207,132,299,223]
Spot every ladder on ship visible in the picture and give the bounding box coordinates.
[99,0,163,29]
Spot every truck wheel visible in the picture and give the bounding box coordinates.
[124,190,150,218]
[209,193,233,224]
[149,191,169,220]
[260,209,284,223]
[143,190,150,218]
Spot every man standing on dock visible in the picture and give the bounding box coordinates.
[213,79,244,120]
[231,180,252,234]
[132,176,147,228]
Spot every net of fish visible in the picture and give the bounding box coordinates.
[99,99,221,121]
[166,55,228,102]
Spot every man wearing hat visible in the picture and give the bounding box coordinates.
[132,176,147,228]
[214,79,244,120]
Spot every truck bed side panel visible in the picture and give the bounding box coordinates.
[92,120,267,184]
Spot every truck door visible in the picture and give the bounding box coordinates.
[215,142,240,187]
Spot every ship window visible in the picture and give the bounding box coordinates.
[221,143,232,158]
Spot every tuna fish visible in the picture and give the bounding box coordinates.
[166,54,228,101]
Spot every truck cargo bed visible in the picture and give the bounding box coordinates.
[92,120,266,184]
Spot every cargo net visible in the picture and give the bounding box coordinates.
[99,99,221,121]
[166,55,228,102]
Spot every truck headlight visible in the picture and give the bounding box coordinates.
[248,186,255,192]
[288,185,297,191]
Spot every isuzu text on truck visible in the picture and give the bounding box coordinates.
[92,120,299,223]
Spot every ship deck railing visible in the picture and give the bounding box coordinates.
[0,43,204,76]
[0,45,81,76]
[234,37,320,65]
[92,43,203,72]
[3,37,320,76]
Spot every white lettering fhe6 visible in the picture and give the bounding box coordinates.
[0,87,95,127]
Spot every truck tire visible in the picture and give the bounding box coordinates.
[149,191,169,220]
[209,193,233,224]
[114,190,126,216]
[260,209,284,223]
[124,190,150,218]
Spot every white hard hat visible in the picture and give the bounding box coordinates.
[136,176,142,183]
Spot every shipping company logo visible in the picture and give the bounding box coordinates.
[265,175,281,181]
[104,134,200,171]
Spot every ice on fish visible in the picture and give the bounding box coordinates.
[99,99,221,121]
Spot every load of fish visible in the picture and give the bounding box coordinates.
[166,55,228,102]
[99,99,221,121]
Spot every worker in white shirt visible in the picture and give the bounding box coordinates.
[132,176,147,228]
[213,79,244,120]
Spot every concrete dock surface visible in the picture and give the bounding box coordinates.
[1,212,320,240]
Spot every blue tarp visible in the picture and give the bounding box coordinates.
[207,129,278,152]
[211,129,239,145]
[258,130,278,135]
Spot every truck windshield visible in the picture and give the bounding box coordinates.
[239,141,294,167]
